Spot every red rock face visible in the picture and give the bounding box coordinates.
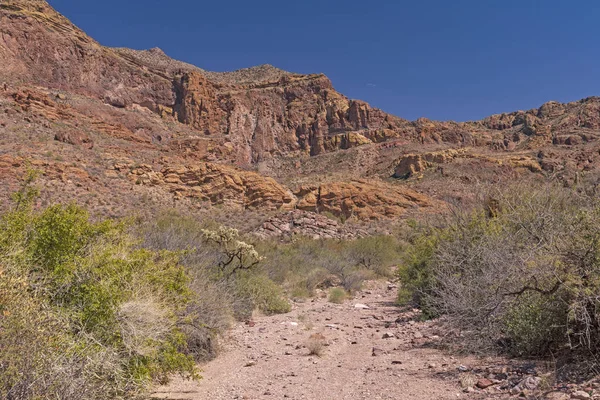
[5,0,599,167]
[0,1,175,108]
[173,72,225,135]
[0,0,416,163]
[4,0,600,223]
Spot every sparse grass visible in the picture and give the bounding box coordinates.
[297,314,314,331]
[305,333,327,357]
[328,287,348,304]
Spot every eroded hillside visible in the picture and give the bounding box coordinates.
[2,0,600,235]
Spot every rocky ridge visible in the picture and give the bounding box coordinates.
[2,0,600,229]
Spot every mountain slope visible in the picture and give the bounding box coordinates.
[2,0,600,230]
[0,0,414,163]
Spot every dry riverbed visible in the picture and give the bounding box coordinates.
[152,282,595,400]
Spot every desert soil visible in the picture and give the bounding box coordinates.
[151,282,507,400]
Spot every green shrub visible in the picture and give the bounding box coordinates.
[502,291,567,356]
[234,272,291,317]
[398,182,600,358]
[345,235,403,278]
[257,235,402,296]
[290,285,312,299]
[328,287,348,304]
[0,182,198,399]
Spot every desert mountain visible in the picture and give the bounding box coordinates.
[2,0,600,232]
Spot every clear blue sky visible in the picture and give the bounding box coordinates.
[49,0,600,122]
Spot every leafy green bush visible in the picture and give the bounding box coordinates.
[502,291,567,356]
[0,181,197,399]
[234,272,291,317]
[397,232,439,315]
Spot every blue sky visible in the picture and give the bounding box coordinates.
[49,0,600,122]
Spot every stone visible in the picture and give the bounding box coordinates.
[571,391,591,400]
[296,180,439,220]
[254,210,362,240]
[132,162,296,211]
[476,378,494,389]
[544,392,569,400]
[372,347,386,356]
[382,332,395,339]
[394,149,462,178]
[354,303,370,309]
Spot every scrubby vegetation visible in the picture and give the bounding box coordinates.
[141,212,291,322]
[0,175,197,399]
[256,235,403,296]
[328,287,348,304]
[398,182,600,368]
[0,177,292,399]
[0,173,427,400]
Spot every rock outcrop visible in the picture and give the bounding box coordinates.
[394,149,464,178]
[126,162,296,211]
[4,0,600,167]
[3,0,600,225]
[254,210,364,240]
[296,180,438,220]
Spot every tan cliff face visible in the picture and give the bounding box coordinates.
[3,0,600,230]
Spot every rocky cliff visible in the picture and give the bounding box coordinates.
[2,0,600,232]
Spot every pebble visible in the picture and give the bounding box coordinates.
[545,392,570,400]
[571,391,591,400]
[476,378,494,389]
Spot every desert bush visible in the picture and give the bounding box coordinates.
[233,271,291,318]
[344,235,403,278]
[0,180,197,399]
[305,333,327,357]
[397,231,440,317]
[179,271,234,361]
[139,212,290,347]
[398,182,600,358]
[328,287,348,304]
[257,235,402,295]
[201,226,264,279]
